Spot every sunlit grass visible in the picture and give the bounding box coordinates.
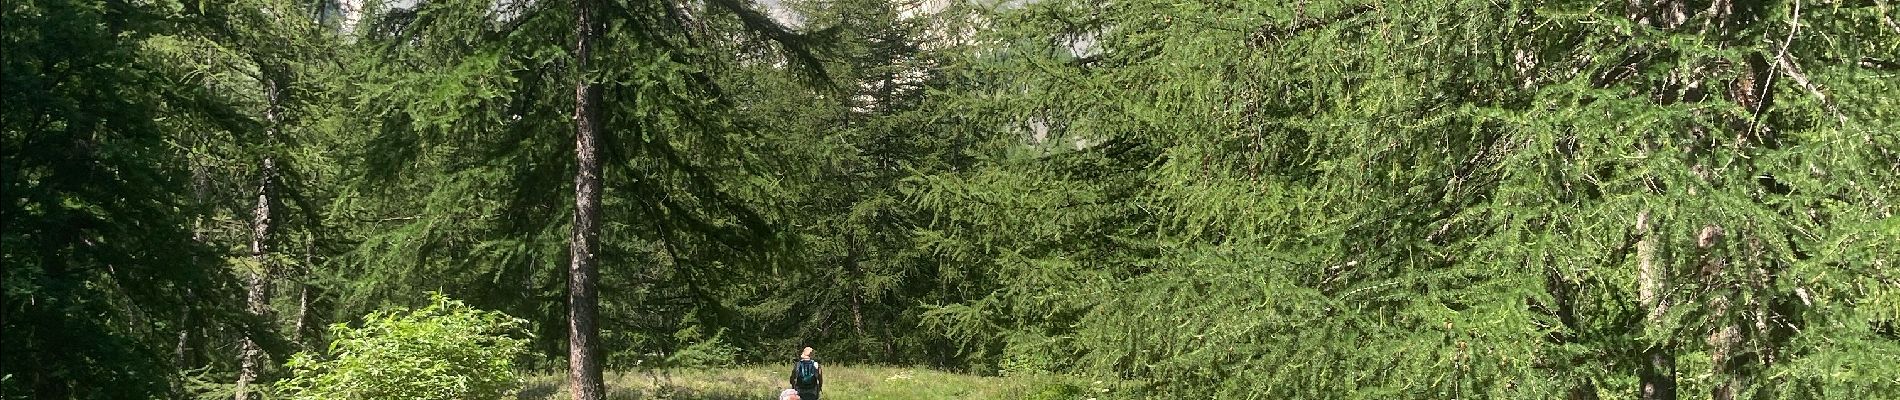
[517,365,1106,400]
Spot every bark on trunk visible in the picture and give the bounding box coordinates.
[294,282,313,344]
[1635,210,1676,400]
[845,233,867,337]
[235,174,273,394]
[1694,224,1739,400]
[293,232,318,349]
[173,290,192,397]
[235,75,283,400]
[567,0,607,398]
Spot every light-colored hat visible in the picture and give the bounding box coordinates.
[779,388,801,400]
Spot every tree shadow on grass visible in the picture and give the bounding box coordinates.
[604,385,761,400]
[519,383,763,400]
[615,384,763,400]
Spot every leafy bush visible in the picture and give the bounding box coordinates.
[277,293,530,400]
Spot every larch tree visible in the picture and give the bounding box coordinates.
[0,0,327,396]
[5,0,1895,397]
[568,0,608,395]
[335,1,825,397]
[908,0,1898,397]
[717,0,987,364]
[174,1,346,397]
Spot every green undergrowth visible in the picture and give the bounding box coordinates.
[517,365,1118,400]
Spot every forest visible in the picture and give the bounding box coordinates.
[4,0,1898,398]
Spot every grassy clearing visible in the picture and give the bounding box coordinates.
[517,365,1106,400]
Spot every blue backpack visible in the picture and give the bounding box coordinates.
[792,359,820,389]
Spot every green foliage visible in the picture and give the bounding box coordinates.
[7,0,1897,397]
[326,0,824,366]
[1022,381,1086,400]
[0,0,294,396]
[665,328,742,369]
[517,365,1093,400]
[277,293,529,400]
[905,0,1900,397]
[714,0,989,366]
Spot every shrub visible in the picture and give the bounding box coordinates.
[277,293,530,400]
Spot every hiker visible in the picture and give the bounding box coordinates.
[788,346,823,400]
[778,388,801,400]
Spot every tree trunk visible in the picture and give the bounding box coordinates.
[235,75,283,400]
[293,232,319,349]
[846,232,867,337]
[1635,210,1675,400]
[177,134,211,397]
[294,281,313,344]
[173,290,193,397]
[567,0,606,398]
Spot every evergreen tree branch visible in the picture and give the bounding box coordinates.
[705,0,833,85]
[1246,4,1376,48]
[1758,0,1847,128]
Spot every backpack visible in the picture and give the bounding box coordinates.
[792,359,820,389]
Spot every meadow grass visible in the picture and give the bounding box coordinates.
[517,365,1106,400]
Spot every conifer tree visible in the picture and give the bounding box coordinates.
[568,0,608,396]
[5,0,1895,397]
[0,0,325,396]
[336,1,825,394]
[173,2,345,397]
[908,0,1899,397]
[717,0,982,363]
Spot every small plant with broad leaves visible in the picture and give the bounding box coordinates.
[277,293,530,400]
